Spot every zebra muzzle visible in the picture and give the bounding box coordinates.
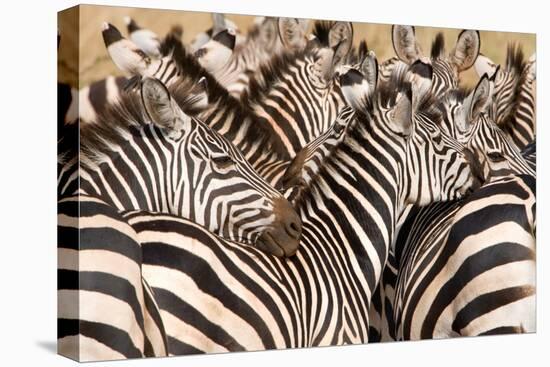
[256,197,302,258]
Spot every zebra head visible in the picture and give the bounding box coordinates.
[140,77,302,257]
[243,19,353,155]
[281,51,378,191]
[446,75,535,180]
[77,76,302,258]
[391,25,480,96]
[339,57,479,206]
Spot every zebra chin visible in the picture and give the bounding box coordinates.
[255,197,302,258]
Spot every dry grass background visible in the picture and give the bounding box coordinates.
[58,4,535,89]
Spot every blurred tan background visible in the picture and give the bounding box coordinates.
[58,4,535,89]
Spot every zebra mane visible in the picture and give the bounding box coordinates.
[430,32,446,59]
[346,40,369,66]
[242,49,309,106]
[165,34,234,105]
[77,82,206,168]
[159,26,185,56]
[311,20,334,47]
[244,20,348,107]
[164,33,289,158]
[78,90,147,168]
[439,86,472,107]
[505,43,526,74]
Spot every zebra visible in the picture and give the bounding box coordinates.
[58,194,168,361]
[102,23,354,186]
[242,18,354,157]
[451,75,535,179]
[58,76,302,257]
[281,67,535,341]
[383,25,480,97]
[99,21,235,94]
[367,74,535,341]
[100,56,479,354]
[392,173,535,339]
[475,45,536,149]
[60,23,215,127]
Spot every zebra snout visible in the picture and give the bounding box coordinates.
[256,197,302,258]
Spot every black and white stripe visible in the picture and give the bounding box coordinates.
[106,58,479,353]
[58,77,302,257]
[58,195,168,361]
[368,77,535,341]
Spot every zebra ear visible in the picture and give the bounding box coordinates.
[278,17,308,51]
[361,50,378,92]
[258,17,279,49]
[390,93,413,136]
[187,77,210,111]
[340,68,371,111]
[141,77,186,138]
[195,29,236,73]
[408,59,433,111]
[392,25,422,64]
[467,74,491,122]
[474,53,498,79]
[329,22,353,55]
[451,30,480,72]
[212,13,227,35]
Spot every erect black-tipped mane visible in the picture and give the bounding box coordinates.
[159,31,185,56]
[158,25,184,56]
[431,32,446,59]
[346,40,369,66]
[358,40,369,60]
[311,20,333,47]
[505,42,526,74]
[78,90,148,168]
[127,18,140,33]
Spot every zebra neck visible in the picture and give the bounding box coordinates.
[78,124,187,216]
[198,95,291,181]
[295,123,406,297]
[244,52,344,157]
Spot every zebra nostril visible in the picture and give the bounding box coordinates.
[286,215,302,239]
[262,197,303,257]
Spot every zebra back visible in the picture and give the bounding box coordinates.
[58,195,168,361]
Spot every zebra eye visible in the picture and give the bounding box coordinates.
[211,155,233,168]
[487,151,506,162]
[333,123,345,136]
